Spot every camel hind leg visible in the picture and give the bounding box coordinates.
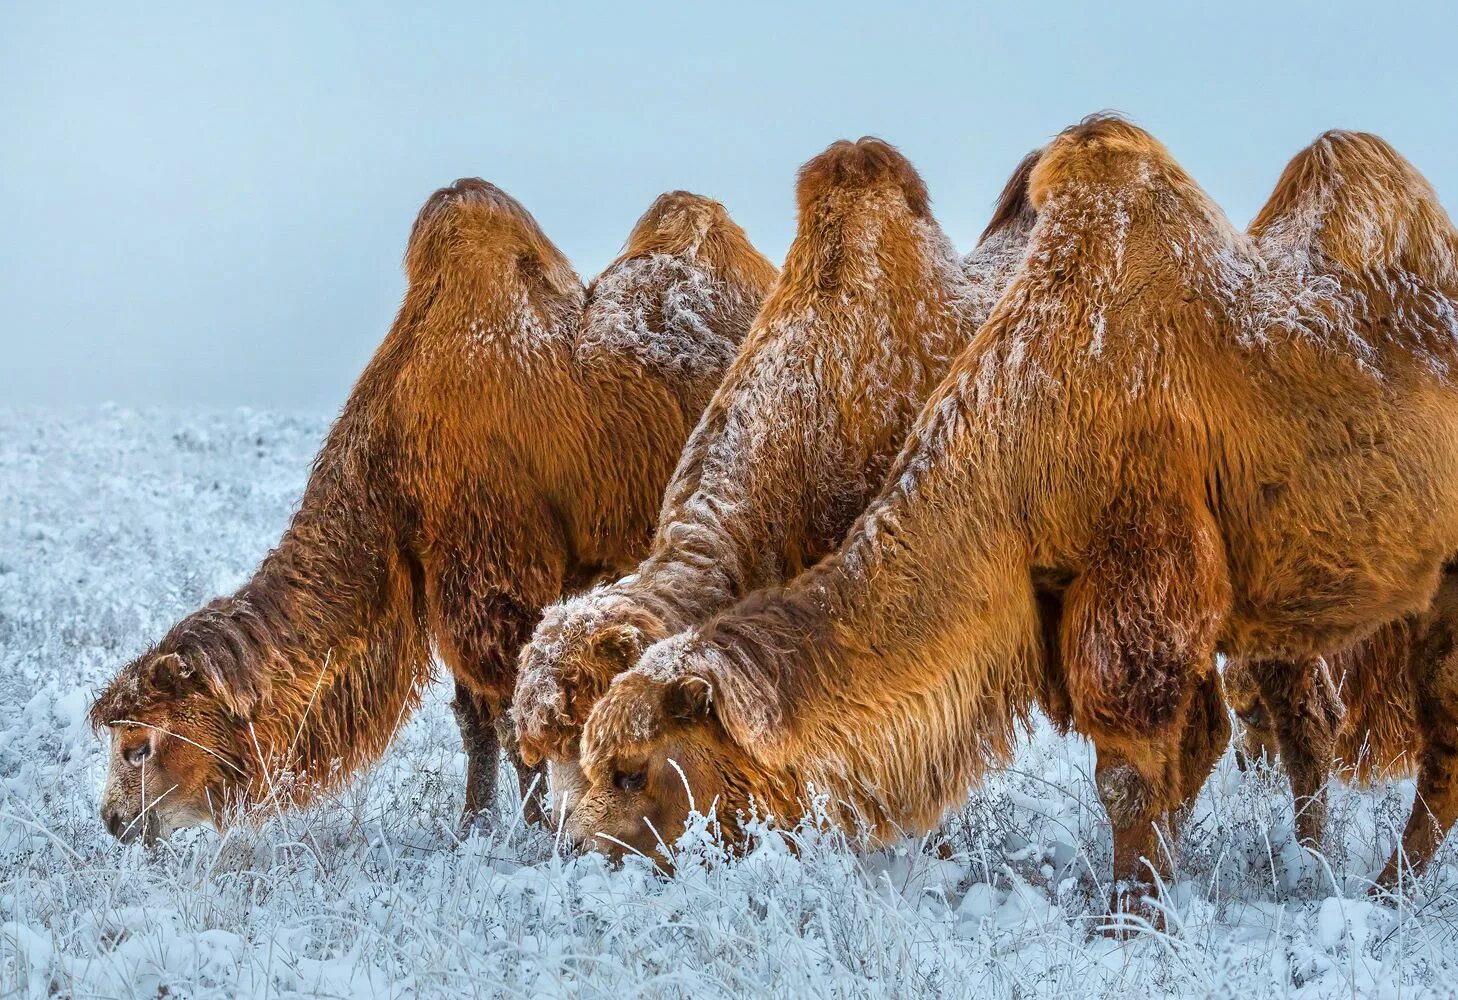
[1376,716,1458,890]
[1376,574,1458,890]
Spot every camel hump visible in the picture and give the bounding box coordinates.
[978,148,1042,245]
[1028,113,1179,208]
[1250,130,1457,275]
[795,137,931,219]
[409,177,533,245]
[403,177,576,291]
[1052,112,1159,151]
[622,191,729,257]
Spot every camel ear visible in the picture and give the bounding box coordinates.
[663,675,712,722]
[145,652,261,719]
[145,653,201,698]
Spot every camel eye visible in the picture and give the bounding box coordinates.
[125,742,152,767]
[614,769,647,793]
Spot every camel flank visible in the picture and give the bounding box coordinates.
[89,180,775,843]
[512,138,1040,799]
[574,116,1458,903]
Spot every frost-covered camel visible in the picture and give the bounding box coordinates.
[89,181,775,841]
[513,140,1038,807]
[572,117,1458,911]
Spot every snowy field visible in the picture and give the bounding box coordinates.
[3,407,1458,998]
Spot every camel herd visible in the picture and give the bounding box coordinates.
[91,115,1458,915]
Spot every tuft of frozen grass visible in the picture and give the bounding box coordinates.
[4,407,1458,998]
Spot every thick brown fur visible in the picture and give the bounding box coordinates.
[512,139,1039,794]
[89,181,775,841]
[572,117,1458,906]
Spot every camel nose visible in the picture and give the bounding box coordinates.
[102,806,143,842]
[102,807,125,839]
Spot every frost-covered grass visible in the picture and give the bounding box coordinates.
[4,407,1458,998]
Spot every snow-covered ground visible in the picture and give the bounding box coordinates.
[3,407,1458,998]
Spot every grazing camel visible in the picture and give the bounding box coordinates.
[571,117,1458,915]
[89,180,775,841]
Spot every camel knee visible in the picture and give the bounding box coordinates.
[451,684,499,749]
[1379,762,1458,889]
[1096,763,1158,829]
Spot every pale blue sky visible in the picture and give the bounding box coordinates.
[4,0,1456,409]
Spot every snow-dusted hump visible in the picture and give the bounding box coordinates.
[1250,130,1458,279]
[578,191,775,402]
[580,253,729,387]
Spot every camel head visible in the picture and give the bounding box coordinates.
[513,593,670,770]
[571,643,764,863]
[89,648,253,843]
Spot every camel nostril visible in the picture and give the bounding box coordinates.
[103,809,124,838]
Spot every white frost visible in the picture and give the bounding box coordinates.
[3,409,1456,997]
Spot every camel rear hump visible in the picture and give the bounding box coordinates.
[621,191,729,258]
[1250,130,1458,277]
[609,190,778,323]
[795,137,931,219]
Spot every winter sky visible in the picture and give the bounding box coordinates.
[4,0,1456,409]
